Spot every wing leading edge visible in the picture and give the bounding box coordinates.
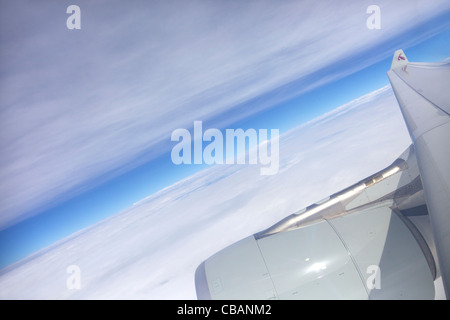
[387,49,450,298]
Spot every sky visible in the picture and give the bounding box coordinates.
[0,0,450,270]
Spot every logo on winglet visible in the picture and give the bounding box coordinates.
[398,53,406,61]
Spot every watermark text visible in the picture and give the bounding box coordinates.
[171,121,279,175]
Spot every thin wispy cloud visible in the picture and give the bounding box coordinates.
[0,0,449,228]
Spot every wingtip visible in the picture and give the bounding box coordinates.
[390,49,409,70]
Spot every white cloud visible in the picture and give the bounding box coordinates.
[0,85,412,299]
[0,0,449,228]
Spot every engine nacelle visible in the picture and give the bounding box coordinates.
[195,146,436,299]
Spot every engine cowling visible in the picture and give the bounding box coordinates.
[196,205,435,299]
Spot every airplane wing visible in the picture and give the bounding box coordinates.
[194,51,450,300]
[387,50,450,298]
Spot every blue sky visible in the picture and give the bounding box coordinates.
[1,1,450,269]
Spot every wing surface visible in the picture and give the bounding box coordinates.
[387,50,450,297]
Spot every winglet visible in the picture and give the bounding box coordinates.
[390,49,409,70]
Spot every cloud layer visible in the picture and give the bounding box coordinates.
[1,0,449,228]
